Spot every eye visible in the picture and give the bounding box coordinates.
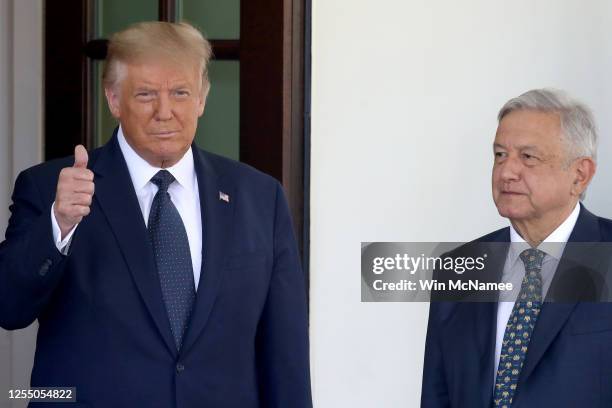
[521,153,538,161]
[494,151,507,160]
[173,89,191,98]
[135,91,155,101]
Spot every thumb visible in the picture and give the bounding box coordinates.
[73,145,88,169]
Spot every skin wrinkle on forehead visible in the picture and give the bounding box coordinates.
[504,109,586,167]
[111,54,206,90]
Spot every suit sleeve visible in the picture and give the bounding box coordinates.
[255,182,313,408]
[0,169,68,330]
[421,301,451,408]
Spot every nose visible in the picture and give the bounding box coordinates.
[498,156,521,183]
[154,93,173,121]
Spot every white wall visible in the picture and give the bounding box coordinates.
[0,1,13,403]
[310,1,612,406]
[0,1,43,407]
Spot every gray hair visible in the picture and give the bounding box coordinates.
[498,88,598,200]
[498,88,598,162]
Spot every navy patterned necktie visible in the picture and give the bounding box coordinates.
[147,170,195,351]
[492,248,545,408]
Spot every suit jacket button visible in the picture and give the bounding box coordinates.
[176,363,185,373]
[39,259,52,276]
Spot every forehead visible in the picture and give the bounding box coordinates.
[495,110,562,149]
[123,61,201,87]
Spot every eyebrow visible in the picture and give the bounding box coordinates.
[493,143,540,151]
[134,86,157,91]
[135,84,191,90]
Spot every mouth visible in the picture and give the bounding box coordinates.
[150,130,180,138]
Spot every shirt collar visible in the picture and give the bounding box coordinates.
[508,202,581,263]
[117,125,195,191]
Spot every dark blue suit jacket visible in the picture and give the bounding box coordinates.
[421,205,612,407]
[0,134,312,407]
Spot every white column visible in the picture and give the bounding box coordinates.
[0,1,43,407]
[0,0,15,403]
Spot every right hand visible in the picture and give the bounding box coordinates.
[54,145,95,239]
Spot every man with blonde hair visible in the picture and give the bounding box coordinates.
[0,21,312,407]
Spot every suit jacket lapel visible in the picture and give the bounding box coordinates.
[517,204,601,386]
[475,301,498,406]
[91,134,177,356]
[180,148,235,355]
[474,238,509,405]
[440,300,497,406]
[443,232,508,404]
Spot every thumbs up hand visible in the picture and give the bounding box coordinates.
[54,145,95,239]
[73,145,88,169]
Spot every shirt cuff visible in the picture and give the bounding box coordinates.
[51,202,78,255]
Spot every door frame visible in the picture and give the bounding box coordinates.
[44,0,310,266]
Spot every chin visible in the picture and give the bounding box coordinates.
[153,146,190,166]
[496,204,531,221]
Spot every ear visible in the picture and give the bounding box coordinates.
[104,87,121,118]
[570,157,596,197]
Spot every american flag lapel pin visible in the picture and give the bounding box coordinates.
[219,191,230,203]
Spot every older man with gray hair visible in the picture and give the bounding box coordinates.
[422,88,612,408]
[0,21,312,407]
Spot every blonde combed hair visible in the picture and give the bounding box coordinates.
[102,21,212,95]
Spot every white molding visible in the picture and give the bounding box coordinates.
[12,0,43,178]
[0,1,14,405]
[0,1,43,406]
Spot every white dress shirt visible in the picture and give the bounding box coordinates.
[493,203,580,383]
[52,126,203,290]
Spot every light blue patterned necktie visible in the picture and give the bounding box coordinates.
[147,170,195,351]
[492,248,545,407]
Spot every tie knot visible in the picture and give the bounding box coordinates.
[151,170,175,192]
[519,248,545,270]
